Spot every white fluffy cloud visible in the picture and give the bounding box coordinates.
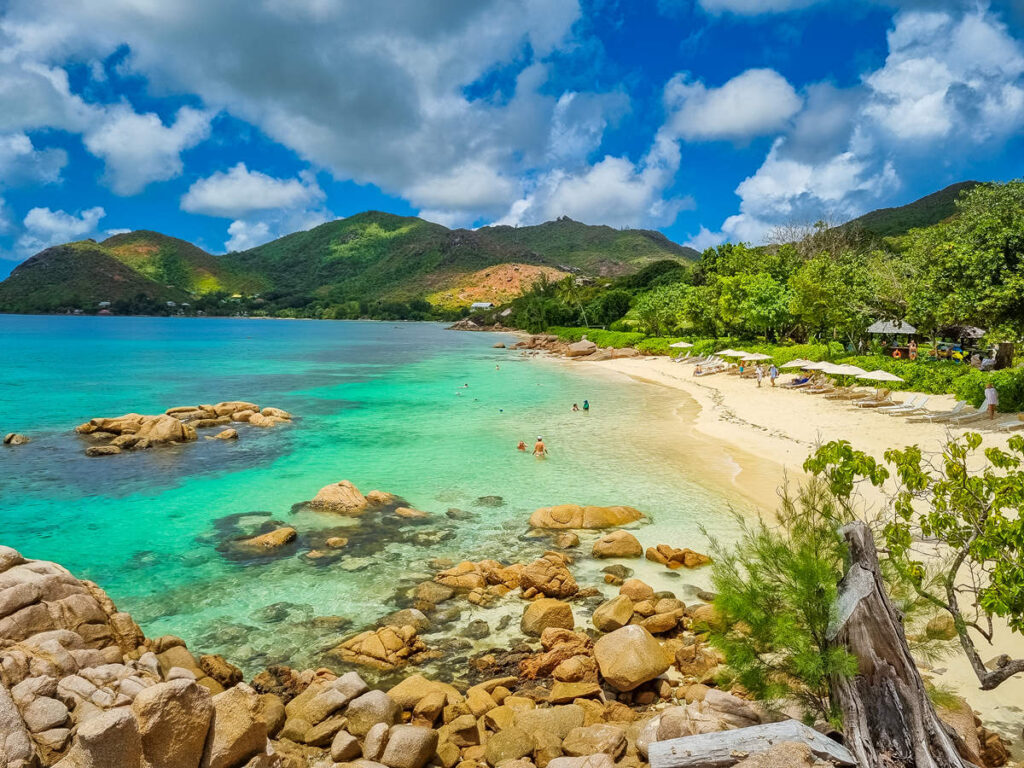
[863,9,1024,142]
[15,205,105,255]
[697,0,819,15]
[224,207,331,252]
[0,132,66,186]
[181,163,324,219]
[704,6,1024,245]
[83,106,211,195]
[664,69,802,141]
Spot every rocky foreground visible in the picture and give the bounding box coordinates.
[2,523,1011,768]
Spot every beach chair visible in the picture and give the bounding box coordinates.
[885,396,930,417]
[946,404,990,426]
[852,389,894,408]
[823,386,858,400]
[990,414,1024,433]
[877,395,924,415]
[906,401,968,423]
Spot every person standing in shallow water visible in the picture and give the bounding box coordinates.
[572,403,579,412]
[582,400,590,412]
[533,436,548,457]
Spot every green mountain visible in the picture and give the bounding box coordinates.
[0,241,191,312]
[841,181,981,238]
[479,216,700,272]
[0,211,695,315]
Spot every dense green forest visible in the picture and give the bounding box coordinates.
[488,180,1024,409]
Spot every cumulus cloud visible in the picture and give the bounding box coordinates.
[83,106,211,195]
[663,69,802,142]
[16,205,105,254]
[863,9,1024,142]
[697,0,820,15]
[0,132,66,186]
[224,207,332,252]
[703,6,1024,245]
[181,163,324,219]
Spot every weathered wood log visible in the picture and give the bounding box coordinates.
[828,522,971,768]
[648,719,856,768]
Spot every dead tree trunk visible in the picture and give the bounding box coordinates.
[828,522,970,768]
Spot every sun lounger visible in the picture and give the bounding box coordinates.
[947,405,990,426]
[823,387,858,400]
[906,401,968,423]
[672,352,691,363]
[991,415,1024,432]
[852,389,893,408]
[885,396,930,416]
[877,395,925,415]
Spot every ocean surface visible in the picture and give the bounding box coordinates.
[0,315,744,678]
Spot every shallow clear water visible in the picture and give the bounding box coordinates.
[1,316,743,676]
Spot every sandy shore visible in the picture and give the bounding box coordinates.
[568,354,1024,751]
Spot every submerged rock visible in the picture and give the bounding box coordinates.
[591,530,642,559]
[309,480,369,515]
[529,505,644,530]
[237,527,297,551]
[3,432,30,445]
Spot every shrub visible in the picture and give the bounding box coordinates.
[702,478,858,726]
[952,366,1024,411]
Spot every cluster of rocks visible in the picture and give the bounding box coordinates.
[309,482,402,517]
[0,545,278,768]
[507,335,641,363]
[74,401,293,456]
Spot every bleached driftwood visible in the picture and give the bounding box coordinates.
[829,522,971,768]
[648,719,855,768]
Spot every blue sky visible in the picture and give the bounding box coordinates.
[1,0,1023,277]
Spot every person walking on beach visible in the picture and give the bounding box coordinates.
[985,382,999,419]
[533,436,548,457]
[769,363,779,387]
[756,365,764,388]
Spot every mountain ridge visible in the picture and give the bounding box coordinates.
[0,211,696,316]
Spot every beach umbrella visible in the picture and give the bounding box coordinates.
[831,364,868,376]
[741,352,772,361]
[781,359,811,368]
[714,348,737,356]
[802,361,831,370]
[720,350,750,357]
[856,369,904,382]
[669,341,694,348]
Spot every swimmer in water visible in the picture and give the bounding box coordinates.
[533,436,548,457]
[572,403,579,412]
[517,440,527,451]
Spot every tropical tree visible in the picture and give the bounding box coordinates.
[805,434,1024,690]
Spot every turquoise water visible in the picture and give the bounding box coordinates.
[1,316,742,676]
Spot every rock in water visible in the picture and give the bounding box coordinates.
[237,527,297,551]
[591,530,643,558]
[3,433,30,445]
[529,504,644,529]
[593,625,670,691]
[521,599,574,636]
[309,480,369,515]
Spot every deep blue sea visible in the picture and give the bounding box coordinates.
[0,316,742,675]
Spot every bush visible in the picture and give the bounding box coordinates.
[952,366,1024,411]
[547,327,646,348]
[702,478,858,726]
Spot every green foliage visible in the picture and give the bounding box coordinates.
[805,435,1024,688]
[703,479,859,725]
[586,289,632,326]
[951,367,1024,412]
[841,181,979,238]
[547,327,646,348]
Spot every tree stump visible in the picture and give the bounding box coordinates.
[828,522,971,768]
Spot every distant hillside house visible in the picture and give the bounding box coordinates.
[471,302,494,309]
[97,301,111,308]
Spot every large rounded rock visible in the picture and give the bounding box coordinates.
[520,555,578,599]
[529,505,644,530]
[591,595,634,633]
[135,414,198,444]
[521,599,574,637]
[380,724,439,768]
[200,683,267,768]
[591,531,642,559]
[484,726,535,766]
[310,480,369,515]
[3,433,30,445]
[346,690,401,736]
[131,679,213,768]
[593,626,670,692]
[57,707,143,768]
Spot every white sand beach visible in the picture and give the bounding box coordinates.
[570,354,1024,750]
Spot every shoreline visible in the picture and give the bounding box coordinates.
[552,352,1024,750]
